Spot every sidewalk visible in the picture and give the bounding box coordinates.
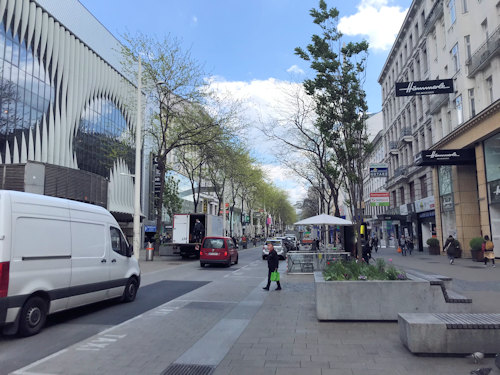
[11,247,500,375]
[212,247,500,375]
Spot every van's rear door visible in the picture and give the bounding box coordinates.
[173,214,189,244]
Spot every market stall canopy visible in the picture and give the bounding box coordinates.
[294,214,353,226]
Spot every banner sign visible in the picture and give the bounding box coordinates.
[489,179,500,204]
[370,192,390,207]
[369,163,388,177]
[415,149,476,166]
[395,79,454,97]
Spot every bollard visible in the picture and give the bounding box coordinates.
[146,242,154,261]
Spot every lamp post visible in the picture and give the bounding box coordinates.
[133,56,142,260]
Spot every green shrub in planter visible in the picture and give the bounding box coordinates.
[426,238,440,247]
[469,237,484,261]
[426,237,440,255]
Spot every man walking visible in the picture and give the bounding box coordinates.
[263,243,281,291]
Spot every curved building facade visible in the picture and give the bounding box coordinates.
[0,0,139,218]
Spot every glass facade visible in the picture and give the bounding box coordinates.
[0,19,134,179]
[75,98,135,178]
[0,22,54,162]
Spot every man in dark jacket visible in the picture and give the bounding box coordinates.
[263,243,281,290]
[193,219,204,243]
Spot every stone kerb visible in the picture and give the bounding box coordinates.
[314,272,471,321]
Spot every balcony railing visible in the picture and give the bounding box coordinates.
[429,94,448,115]
[423,0,443,34]
[389,141,399,155]
[394,165,408,178]
[466,26,500,77]
[400,127,413,143]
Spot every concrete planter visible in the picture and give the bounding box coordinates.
[314,272,469,321]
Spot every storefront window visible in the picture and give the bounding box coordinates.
[438,165,453,196]
[484,134,500,183]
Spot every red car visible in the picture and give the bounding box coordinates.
[199,236,239,267]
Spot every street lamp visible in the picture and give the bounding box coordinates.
[132,56,142,260]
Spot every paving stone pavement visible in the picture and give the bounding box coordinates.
[10,247,500,374]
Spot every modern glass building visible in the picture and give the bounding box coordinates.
[0,0,141,228]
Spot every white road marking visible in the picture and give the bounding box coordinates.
[11,349,68,375]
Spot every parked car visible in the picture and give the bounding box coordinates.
[262,238,286,260]
[284,234,298,250]
[199,236,238,267]
[0,190,141,336]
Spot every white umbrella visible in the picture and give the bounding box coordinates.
[294,213,353,226]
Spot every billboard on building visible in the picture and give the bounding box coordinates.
[395,79,454,96]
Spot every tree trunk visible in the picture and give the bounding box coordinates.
[154,157,167,254]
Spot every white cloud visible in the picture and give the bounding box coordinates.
[286,64,304,75]
[192,16,198,24]
[338,0,408,51]
[208,77,309,204]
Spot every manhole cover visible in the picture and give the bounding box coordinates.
[162,364,214,375]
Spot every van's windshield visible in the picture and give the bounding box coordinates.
[266,240,282,246]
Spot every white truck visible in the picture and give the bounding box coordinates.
[167,213,223,258]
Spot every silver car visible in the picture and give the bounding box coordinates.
[262,238,286,260]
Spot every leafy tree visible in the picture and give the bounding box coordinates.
[120,32,233,250]
[295,0,371,253]
[163,173,183,223]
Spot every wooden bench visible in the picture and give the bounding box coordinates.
[399,313,500,354]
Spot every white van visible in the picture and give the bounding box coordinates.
[0,190,141,336]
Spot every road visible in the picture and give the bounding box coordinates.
[0,246,268,375]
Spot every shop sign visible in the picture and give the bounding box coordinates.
[370,192,390,206]
[419,211,435,219]
[415,149,476,166]
[400,204,408,215]
[395,79,454,97]
[369,163,388,177]
[489,179,500,204]
[145,225,156,232]
[441,194,454,212]
[415,196,435,213]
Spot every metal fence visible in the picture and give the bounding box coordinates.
[287,251,351,274]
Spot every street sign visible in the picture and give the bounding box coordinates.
[369,163,388,177]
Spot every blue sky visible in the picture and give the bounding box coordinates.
[79,0,412,203]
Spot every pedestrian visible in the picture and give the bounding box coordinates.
[263,242,281,290]
[444,235,456,264]
[362,240,371,264]
[482,235,495,268]
[373,235,379,253]
[399,235,407,256]
[193,219,205,243]
[406,236,414,255]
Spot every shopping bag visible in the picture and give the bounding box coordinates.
[270,271,280,281]
[397,247,402,253]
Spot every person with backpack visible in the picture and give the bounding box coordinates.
[483,235,495,268]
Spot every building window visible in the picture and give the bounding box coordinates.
[462,0,468,12]
[464,35,471,61]
[448,0,456,24]
[486,76,493,104]
[399,187,405,205]
[392,190,397,207]
[451,43,460,73]
[455,95,463,125]
[420,175,427,198]
[409,182,415,202]
[468,88,476,117]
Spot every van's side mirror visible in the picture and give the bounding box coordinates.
[126,244,133,257]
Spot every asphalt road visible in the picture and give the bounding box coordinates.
[0,246,264,375]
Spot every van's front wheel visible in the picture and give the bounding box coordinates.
[122,277,138,302]
[19,296,48,337]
